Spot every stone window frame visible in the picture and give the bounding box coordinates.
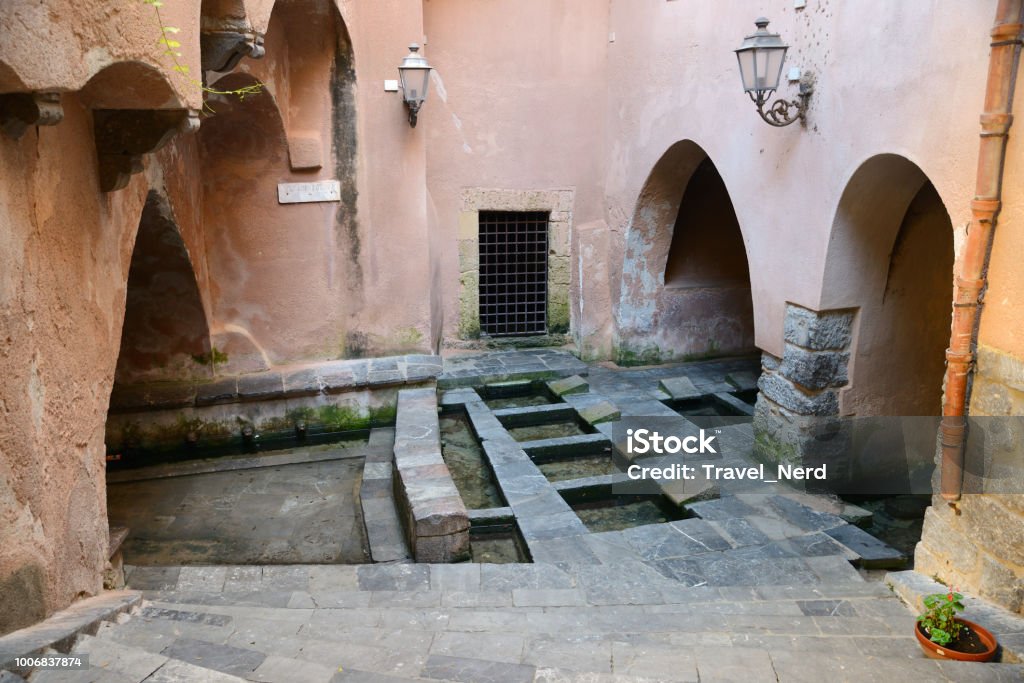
[457,188,574,339]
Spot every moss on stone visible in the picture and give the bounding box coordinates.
[191,347,228,366]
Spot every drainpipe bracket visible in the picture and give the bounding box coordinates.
[990,21,1023,41]
[980,112,1014,136]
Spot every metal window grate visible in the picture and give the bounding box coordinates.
[478,210,549,336]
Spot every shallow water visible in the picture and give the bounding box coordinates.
[440,414,505,509]
[538,454,620,482]
[852,497,926,563]
[470,534,526,563]
[573,499,674,533]
[485,393,554,410]
[507,421,588,442]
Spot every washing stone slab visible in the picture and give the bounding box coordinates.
[547,375,589,397]
[659,376,702,400]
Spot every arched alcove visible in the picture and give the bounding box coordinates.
[822,155,954,416]
[198,0,359,371]
[615,141,755,364]
[112,192,212,386]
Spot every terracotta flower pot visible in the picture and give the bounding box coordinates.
[915,618,998,662]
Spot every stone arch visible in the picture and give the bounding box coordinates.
[112,191,212,386]
[79,61,185,111]
[0,59,28,92]
[615,140,755,365]
[822,154,954,416]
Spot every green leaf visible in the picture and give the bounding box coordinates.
[173,65,190,74]
[163,26,181,33]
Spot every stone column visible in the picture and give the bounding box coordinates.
[753,304,855,474]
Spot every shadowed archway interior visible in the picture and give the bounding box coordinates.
[113,192,212,386]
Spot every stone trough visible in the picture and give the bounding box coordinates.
[392,388,470,562]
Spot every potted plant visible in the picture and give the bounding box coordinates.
[915,589,998,662]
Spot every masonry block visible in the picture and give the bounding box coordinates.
[783,304,855,351]
[758,372,839,416]
[779,344,850,390]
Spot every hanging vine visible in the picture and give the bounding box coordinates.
[141,0,263,108]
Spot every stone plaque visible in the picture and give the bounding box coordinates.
[277,180,341,204]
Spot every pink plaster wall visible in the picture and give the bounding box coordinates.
[422,0,610,346]
[602,0,989,361]
[0,95,150,634]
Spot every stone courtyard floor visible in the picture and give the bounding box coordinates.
[8,350,1024,681]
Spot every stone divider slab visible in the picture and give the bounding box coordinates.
[392,388,470,563]
[110,354,443,412]
[492,404,577,427]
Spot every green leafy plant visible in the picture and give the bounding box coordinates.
[918,590,965,646]
[141,0,263,106]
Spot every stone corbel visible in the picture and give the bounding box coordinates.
[0,92,64,139]
[93,109,200,192]
[201,31,266,73]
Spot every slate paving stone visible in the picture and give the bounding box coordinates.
[127,567,181,591]
[576,563,670,605]
[785,531,852,558]
[357,565,430,591]
[824,524,908,569]
[651,558,707,587]
[767,495,846,532]
[479,564,575,591]
[528,537,601,565]
[161,638,266,677]
[708,517,771,548]
[429,564,481,592]
[140,607,232,627]
[804,555,866,584]
[421,654,536,683]
[686,495,760,521]
[430,631,525,664]
[250,654,337,683]
[667,520,733,553]
[694,645,776,683]
[796,599,858,617]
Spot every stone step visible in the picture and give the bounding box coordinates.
[824,524,908,569]
[81,598,1024,682]
[0,591,142,675]
[29,633,250,683]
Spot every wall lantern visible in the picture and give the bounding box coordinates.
[398,43,432,128]
[735,18,811,127]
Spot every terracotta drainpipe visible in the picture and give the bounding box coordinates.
[941,0,1024,502]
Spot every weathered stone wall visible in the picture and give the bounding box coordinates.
[0,93,150,635]
[914,346,1024,614]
